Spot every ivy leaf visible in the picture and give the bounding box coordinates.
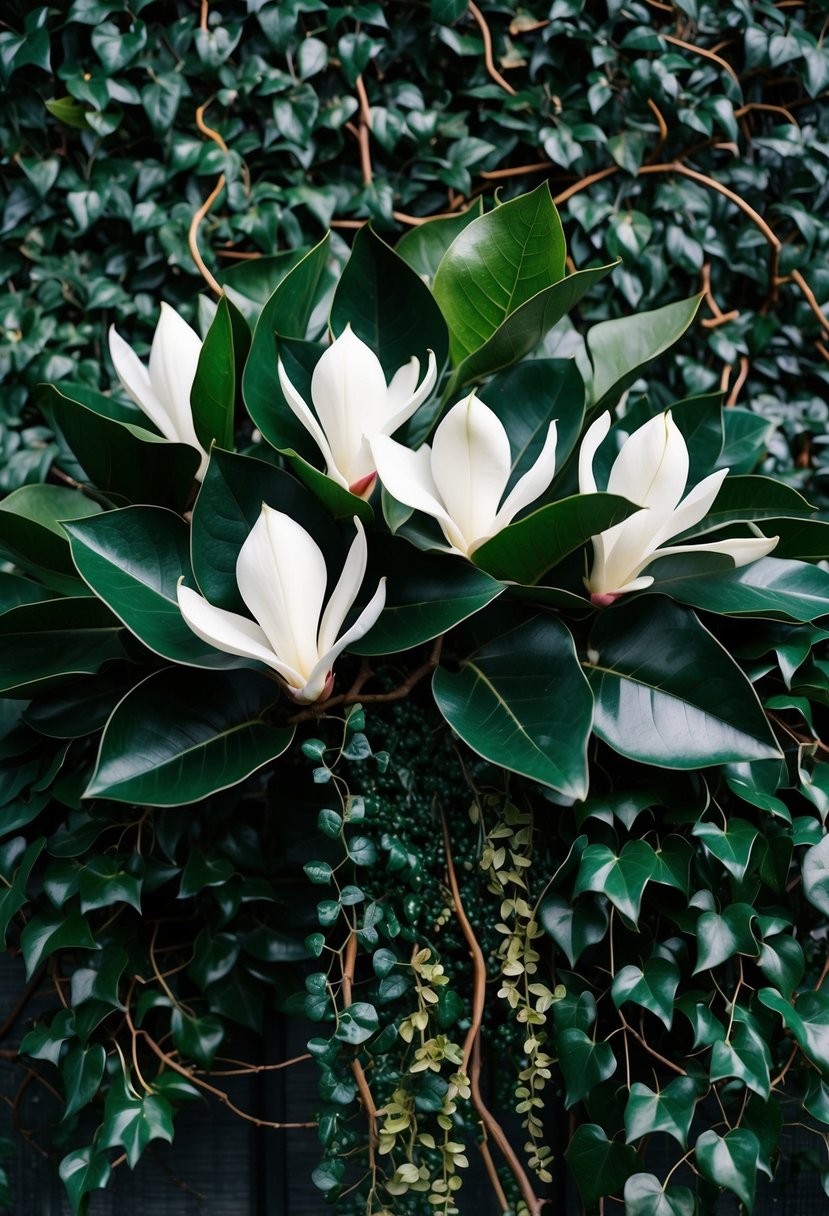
[803,833,829,917]
[623,1173,696,1216]
[710,1016,772,1098]
[100,1078,175,1168]
[695,1128,761,1210]
[540,895,608,966]
[611,957,680,1029]
[758,987,829,1074]
[557,1027,617,1107]
[694,903,758,973]
[59,1148,111,1216]
[691,818,759,881]
[20,908,98,978]
[573,840,657,926]
[61,1043,106,1118]
[624,1077,700,1149]
[564,1124,640,1210]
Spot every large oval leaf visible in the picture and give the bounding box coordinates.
[0,484,101,594]
[190,294,250,452]
[0,598,126,698]
[586,595,781,767]
[433,615,593,796]
[64,506,247,668]
[86,668,293,805]
[647,555,829,622]
[395,200,483,286]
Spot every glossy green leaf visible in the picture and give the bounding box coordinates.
[710,1017,772,1098]
[719,408,776,474]
[395,199,483,285]
[565,1123,640,1210]
[803,833,829,916]
[0,838,45,945]
[757,933,804,998]
[330,224,449,377]
[0,571,53,612]
[648,555,829,622]
[540,895,608,966]
[473,492,639,585]
[65,506,246,667]
[678,476,815,538]
[0,483,101,594]
[62,1043,106,1119]
[100,1076,174,1168]
[481,357,586,477]
[0,598,126,698]
[20,907,98,978]
[695,1128,761,1210]
[59,1148,111,1216]
[219,248,310,326]
[624,1077,699,1149]
[335,1001,379,1045]
[557,1027,616,1107]
[623,1173,696,1216]
[191,294,250,452]
[694,903,758,973]
[39,383,200,511]
[574,840,657,926]
[612,956,680,1029]
[762,516,829,561]
[692,818,758,881]
[434,183,566,364]
[759,986,829,1074]
[348,533,504,656]
[584,295,702,410]
[586,596,781,767]
[723,759,791,821]
[282,447,375,523]
[433,615,593,796]
[86,668,293,806]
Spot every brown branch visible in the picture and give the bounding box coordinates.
[791,268,829,336]
[478,1136,510,1211]
[354,76,373,187]
[552,165,618,206]
[199,0,208,32]
[187,102,227,298]
[736,101,799,128]
[468,1,517,96]
[480,160,552,180]
[726,355,750,406]
[342,930,378,1170]
[203,1053,311,1077]
[661,33,740,85]
[470,1036,541,1216]
[618,1011,687,1076]
[646,98,668,161]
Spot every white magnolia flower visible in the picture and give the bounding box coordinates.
[580,410,778,604]
[277,323,437,499]
[177,507,386,703]
[109,302,209,478]
[371,392,558,558]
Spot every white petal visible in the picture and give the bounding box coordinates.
[317,517,368,656]
[302,577,387,702]
[236,506,328,681]
[372,435,467,554]
[311,325,389,485]
[430,395,511,550]
[277,357,346,488]
[650,468,728,547]
[176,582,302,684]
[493,420,558,531]
[578,411,611,495]
[148,303,203,449]
[109,325,171,439]
[381,349,438,437]
[609,574,655,595]
[648,535,779,570]
[385,357,421,408]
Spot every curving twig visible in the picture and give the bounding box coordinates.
[187,103,227,298]
[468,2,517,96]
[342,929,378,1170]
[662,32,740,86]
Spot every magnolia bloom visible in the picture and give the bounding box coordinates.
[277,323,437,499]
[580,410,778,605]
[371,393,558,558]
[109,302,209,478]
[177,507,386,703]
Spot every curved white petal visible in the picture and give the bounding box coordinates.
[589,508,654,594]
[493,420,558,531]
[277,357,346,487]
[386,357,421,408]
[148,303,203,448]
[176,582,304,684]
[608,411,688,513]
[372,435,466,553]
[646,534,779,570]
[650,467,728,547]
[312,325,389,485]
[609,574,655,595]
[302,577,387,702]
[431,394,512,550]
[381,349,438,437]
[109,325,171,439]
[317,517,368,656]
[236,506,328,681]
[586,532,609,594]
[578,411,611,495]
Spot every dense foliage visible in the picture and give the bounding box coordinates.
[2,1,829,1213]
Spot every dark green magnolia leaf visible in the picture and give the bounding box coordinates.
[100,1079,174,1168]
[586,596,781,768]
[59,1148,111,1216]
[802,832,829,916]
[330,225,449,377]
[65,506,247,667]
[573,840,657,926]
[335,1001,379,1045]
[720,409,776,475]
[624,1077,700,1149]
[86,669,292,806]
[710,1017,772,1099]
[695,1128,761,1210]
[764,516,829,561]
[433,615,593,796]
[0,483,101,594]
[473,492,639,585]
[678,476,815,538]
[395,200,483,285]
[0,598,126,698]
[348,533,504,656]
[540,895,608,966]
[434,183,566,365]
[191,295,250,452]
[611,956,680,1029]
[23,672,128,740]
[564,1123,640,1210]
[647,556,829,622]
[481,357,586,477]
[219,248,310,326]
[557,1027,616,1107]
[20,907,98,978]
[692,818,758,881]
[62,1042,106,1118]
[39,383,200,512]
[624,1173,696,1216]
[0,571,53,612]
[584,295,702,410]
[191,447,339,613]
[450,264,615,390]
[758,987,829,1074]
[694,903,758,973]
